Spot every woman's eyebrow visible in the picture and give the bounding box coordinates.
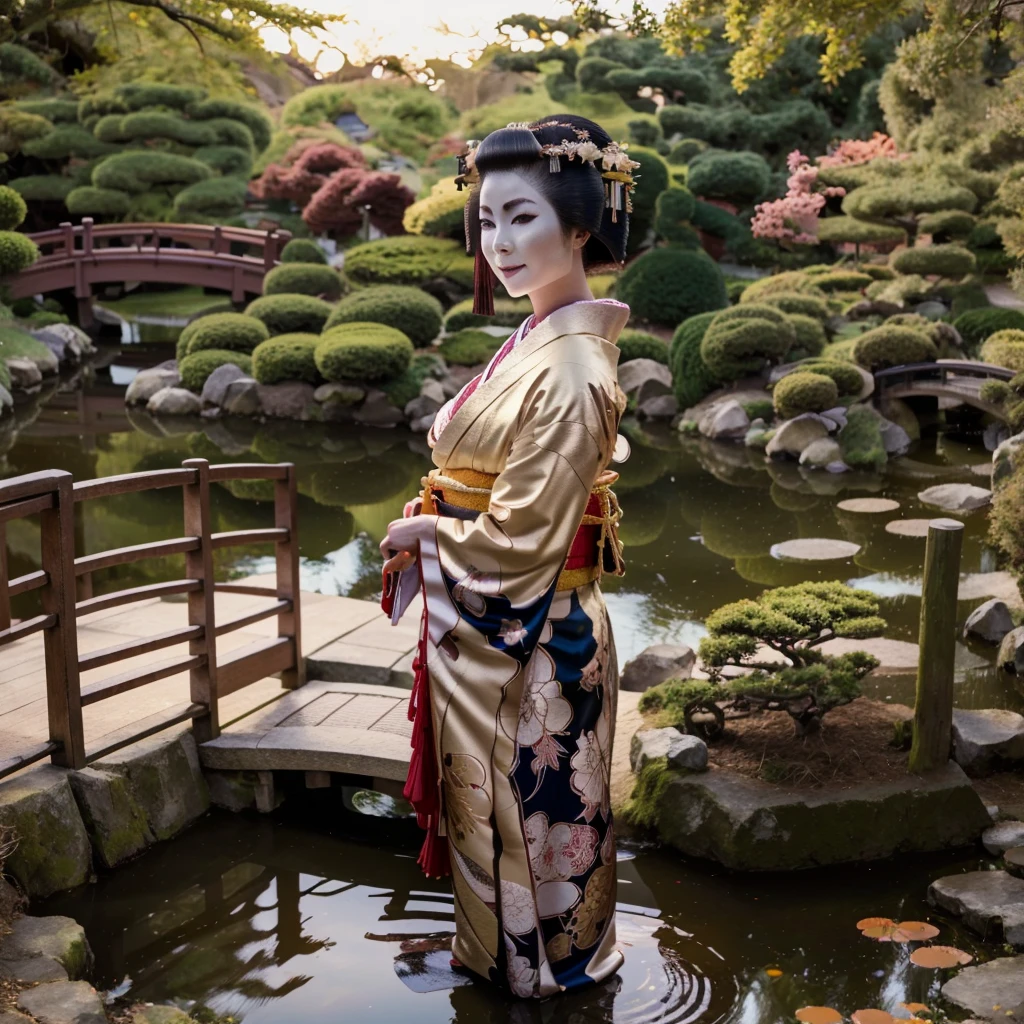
[479,197,536,215]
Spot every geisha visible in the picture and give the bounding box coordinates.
[379,115,639,999]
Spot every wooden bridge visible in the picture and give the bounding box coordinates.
[875,359,1016,419]
[10,218,291,329]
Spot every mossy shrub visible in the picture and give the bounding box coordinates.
[809,270,874,293]
[668,138,708,164]
[402,181,468,239]
[761,291,830,322]
[839,405,886,471]
[0,186,27,231]
[740,272,827,303]
[251,333,323,385]
[616,247,728,328]
[324,285,443,348]
[177,313,269,360]
[192,144,253,178]
[262,262,344,301]
[954,307,1024,354]
[670,311,721,409]
[853,325,938,372]
[91,152,212,193]
[981,329,1024,372]
[438,329,502,367]
[343,236,461,287]
[773,371,839,420]
[787,314,827,360]
[0,231,40,275]
[315,323,414,382]
[245,294,334,336]
[653,187,697,243]
[919,209,975,239]
[66,186,132,217]
[701,314,796,382]
[444,298,532,333]
[7,176,76,202]
[890,244,977,278]
[799,360,864,398]
[686,150,771,204]
[617,329,668,364]
[710,303,789,328]
[280,238,327,264]
[172,177,248,219]
[179,350,253,393]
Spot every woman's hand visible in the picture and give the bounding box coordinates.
[380,515,428,575]
[403,496,423,518]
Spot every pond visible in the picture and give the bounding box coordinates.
[42,789,996,1024]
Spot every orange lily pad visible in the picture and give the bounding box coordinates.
[909,946,973,968]
[796,1008,843,1024]
[856,917,895,931]
[852,1011,895,1024]
[766,968,783,977]
[894,922,940,941]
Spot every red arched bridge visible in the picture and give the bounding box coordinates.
[11,218,292,328]
[875,360,1016,419]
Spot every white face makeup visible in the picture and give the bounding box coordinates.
[477,169,586,299]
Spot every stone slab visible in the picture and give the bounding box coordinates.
[68,767,153,869]
[983,820,1024,856]
[942,956,1024,1021]
[770,538,861,561]
[928,870,1024,947]
[836,498,901,515]
[0,956,69,983]
[0,915,92,978]
[952,709,1024,777]
[306,640,413,687]
[884,519,931,537]
[17,981,107,1024]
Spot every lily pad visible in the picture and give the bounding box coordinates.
[909,945,973,968]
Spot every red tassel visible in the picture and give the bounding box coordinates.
[403,603,451,878]
[472,247,496,317]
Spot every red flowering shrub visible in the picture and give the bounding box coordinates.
[304,169,415,236]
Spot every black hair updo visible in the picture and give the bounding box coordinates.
[463,114,630,270]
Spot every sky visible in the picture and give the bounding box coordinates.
[259,0,673,77]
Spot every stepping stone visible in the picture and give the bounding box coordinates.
[0,957,68,983]
[1007,847,1024,878]
[884,518,933,537]
[17,980,107,1024]
[942,955,1024,1020]
[952,709,1024,776]
[918,482,992,513]
[770,538,861,561]
[983,820,1024,856]
[928,870,1024,947]
[836,498,901,514]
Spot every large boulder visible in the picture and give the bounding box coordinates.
[636,394,679,420]
[405,394,441,423]
[200,362,247,408]
[878,418,911,456]
[146,387,201,417]
[765,414,830,460]
[698,400,749,441]
[618,358,672,397]
[125,362,179,405]
[5,357,42,390]
[353,389,405,427]
[0,916,92,979]
[630,728,708,773]
[918,483,992,513]
[993,431,1024,488]
[419,378,446,406]
[928,870,1024,947]
[998,627,1024,675]
[257,381,320,420]
[952,708,1024,776]
[220,377,261,417]
[620,643,696,693]
[983,820,1024,856]
[799,437,843,469]
[17,980,107,1024]
[32,324,95,362]
[68,767,153,869]
[943,956,1024,1021]
[0,767,92,897]
[963,599,1014,645]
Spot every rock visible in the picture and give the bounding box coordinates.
[5,357,42,389]
[618,358,672,397]
[698,399,750,440]
[257,381,320,420]
[131,1008,194,1024]
[836,497,901,514]
[410,414,436,433]
[200,363,247,408]
[943,956,1024,1021]
[0,957,69,983]
[353,388,404,427]
[205,770,259,813]
[17,981,107,1024]
[220,377,261,417]
[993,431,1024,488]
[952,708,1024,776]
[635,375,672,406]
[963,599,1014,645]
[146,387,201,417]
[918,483,992,513]
[32,324,94,363]
[819,406,848,432]
[68,767,153,869]
[998,627,1024,675]
[825,460,850,473]
[985,421,1011,453]
[315,382,365,406]
[0,1010,35,1024]
[0,916,92,978]
[419,378,446,405]
[404,394,441,422]
[880,398,921,442]
[439,366,476,399]
[0,767,92,897]
[983,820,1024,856]
[636,394,679,420]
[913,300,949,320]
[630,727,708,773]
[885,518,932,538]
[744,421,772,449]
[0,383,12,411]
[92,731,210,842]
[771,538,861,561]
[799,437,842,469]
[620,644,696,693]
[765,414,829,460]
[878,419,911,456]
[928,870,1024,947]
[125,364,179,405]
[640,759,990,871]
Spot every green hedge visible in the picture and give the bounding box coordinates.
[616,246,728,328]
[443,298,531,334]
[65,186,132,217]
[7,176,75,202]
[981,330,1024,372]
[280,238,327,265]
[617,329,668,365]
[324,285,443,348]
[787,314,827,360]
[251,333,322,385]
[0,186,27,231]
[187,98,272,152]
[624,146,670,251]
[773,371,839,420]
[179,350,252,393]
[669,311,720,409]
[890,244,977,278]
[700,310,796,381]
[953,307,1024,353]
[192,145,253,178]
[402,182,468,239]
[653,187,697,244]
[0,231,40,275]
[173,177,248,219]
[810,270,874,293]
[438,329,502,367]
[96,110,217,147]
[842,181,977,221]
[22,125,115,160]
[315,323,414,382]
[761,291,830,322]
[343,236,461,287]
[839,405,886,471]
[686,150,771,204]
[177,313,269,361]
[92,152,212,194]
[668,138,708,165]
[263,263,344,301]
[918,210,975,239]
[13,98,78,122]
[853,325,938,371]
[741,272,827,303]
[799,360,864,398]
[816,216,906,247]
[116,82,203,111]
[244,294,334,336]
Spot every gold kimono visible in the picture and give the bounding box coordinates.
[414,300,629,998]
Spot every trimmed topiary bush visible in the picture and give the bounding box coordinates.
[192,145,254,178]
[251,334,322,385]
[809,270,874,294]
[617,329,668,365]
[773,371,839,420]
[616,247,728,328]
[315,323,414,382]
[280,238,327,264]
[623,146,670,251]
[443,297,532,334]
[741,272,827,303]
[343,236,462,287]
[0,231,39,275]
[668,138,708,165]
[816,216,906,249]
[890,244,977,278]
[245,294,334,337]
[799,360,864,398]
[853,325,938,372]
[179,350,252,393]
[176,313,269,361]
[324,285,443,348]
[670,311,720,409]
[92,152,212,194]
[0,186,27,231]
[953,307,1024,354]
[263,263,344,301]
[438,329,503,367]
[761,291,830,322]
[403,180,468,239]
[838,405,886,471]
[701,312,796,381]
[981,329,1024,372]
[654,187,697,244]
[65,186,132,217]
[7,176,76,202]
[173,177,248,219]
[686,150,771,205]
[787,314,827,360]
[918,210,975,240]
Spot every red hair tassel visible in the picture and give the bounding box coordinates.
[472,247,496,317]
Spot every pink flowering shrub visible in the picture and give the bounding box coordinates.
[818,133,906,168]
[303,169,415,236]
[751,151,846,246]
[250,143,367,206]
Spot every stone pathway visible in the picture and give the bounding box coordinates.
[942,955,1024,1020]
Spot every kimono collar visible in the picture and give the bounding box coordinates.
[528,298,630,349]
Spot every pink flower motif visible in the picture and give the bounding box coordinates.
[499,618,529,646]
[751,149,846,247]
[570,707,611,823]
[818,132,907,168]
[525,812,600,882]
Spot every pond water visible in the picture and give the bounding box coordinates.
[42,791,996,1024]
[2,340,1021,713]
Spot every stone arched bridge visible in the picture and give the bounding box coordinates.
[875,360,1016,419]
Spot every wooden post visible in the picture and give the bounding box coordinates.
[60,221,76,257]
[909,517,964,773]
[41,473,85,769]
[264,231,278,270]
[275,463,304,690]
[81,217,93,257]
[0,522,9,633]
[74,505,93,602]
[182,458,220,743]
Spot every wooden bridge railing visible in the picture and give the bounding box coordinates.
[875,359,1016,390]
[0,458,304,780]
